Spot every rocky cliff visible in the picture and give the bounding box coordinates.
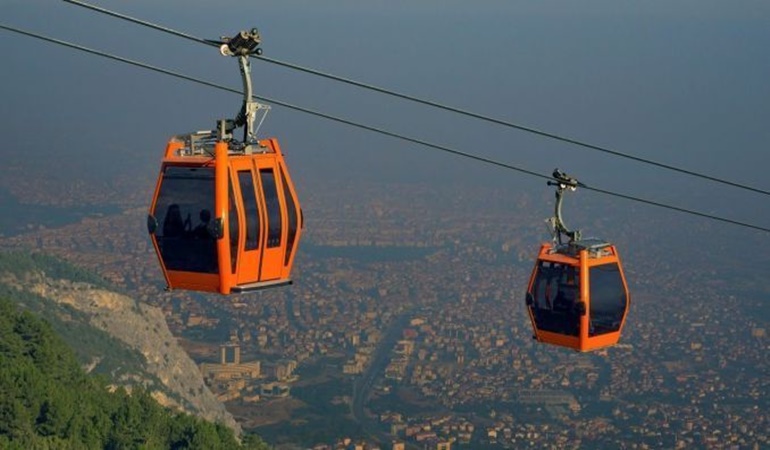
[0,267,241,436]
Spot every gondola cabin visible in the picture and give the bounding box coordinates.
[525,169,630,352]
[147,133,302,294]
[525,240,629,352]
[147,28,302,295]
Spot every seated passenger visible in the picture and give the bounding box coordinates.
[553,286,580,336]
[553,288,574,312]
[163,204,187,238]
[193,209,212,239]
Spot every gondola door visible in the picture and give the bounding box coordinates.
[255,156,285,281]
[231,157,263,287]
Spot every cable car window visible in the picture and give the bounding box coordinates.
[260,168,282,248]
[153,166,218,274]
[228,177,239,273]
[280,166,298,266]
[529,262,580,337]
[589,263,626,336]
[237,170,259,251]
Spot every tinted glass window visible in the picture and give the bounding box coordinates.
[280,166,298,266]
[589,263,627,336]
[152,166,218,274]
[260,168,282,248]
[528,262,580,337]
[237,170,259,251]
[228,178,239,274]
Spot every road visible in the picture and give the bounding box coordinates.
[350,311,415,447]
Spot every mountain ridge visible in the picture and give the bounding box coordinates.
[0,251,241,436]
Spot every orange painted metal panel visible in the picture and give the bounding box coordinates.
[253,152,283,281]
[230,158,262,287]
[269,138,303,281]
[215,141,232,294]
[534,329,581,349]
[148,163,173,290]
[164,139,184,159]
[165,271,220,294]
[579,249,591,351]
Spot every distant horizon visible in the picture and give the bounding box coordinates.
[3,1,769,213]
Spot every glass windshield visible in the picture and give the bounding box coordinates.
[228,177,239,274]
[237,170,259,251]
[152,166,218,274]
[589,263,627,336]
[260,168,282,248]
[528,261,580,337]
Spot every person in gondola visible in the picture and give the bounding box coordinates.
[193,209,212,239]
[163,204,189,238]
[553,284,580,336]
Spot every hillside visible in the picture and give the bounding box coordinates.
[0,294,270,449]
[0,252,242,436]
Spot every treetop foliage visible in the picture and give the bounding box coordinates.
[0,295,269,449]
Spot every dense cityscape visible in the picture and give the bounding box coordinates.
[1,171,767,449]
[2,0,770,448]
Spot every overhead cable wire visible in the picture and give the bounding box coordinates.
[1,23,769,234]
[0,24,551,181]
[61,0,770,198]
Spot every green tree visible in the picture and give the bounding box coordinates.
[0,293,269,449]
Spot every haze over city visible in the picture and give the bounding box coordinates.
[1,1,769,448]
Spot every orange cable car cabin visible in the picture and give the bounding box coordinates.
[525,170,629,352]
[146,29,302,295]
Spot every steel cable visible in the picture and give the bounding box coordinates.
[60,0,770,198]
[1,23,768,234]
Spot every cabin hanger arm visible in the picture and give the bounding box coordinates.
[546,168,582,245]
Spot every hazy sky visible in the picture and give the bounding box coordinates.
[2,0,769,233]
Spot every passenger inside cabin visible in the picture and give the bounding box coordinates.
[194,209,212,238]
[554,283,580,336]
[163,204,189,238]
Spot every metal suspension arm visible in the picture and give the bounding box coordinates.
[217,28,266,146]
[547,169,581,245]
[233,55,255,142]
